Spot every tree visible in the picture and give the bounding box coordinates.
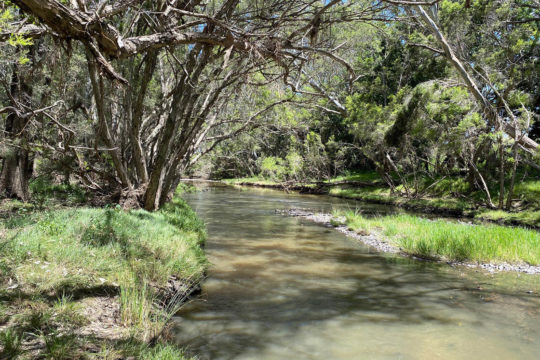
[5,0,379,209]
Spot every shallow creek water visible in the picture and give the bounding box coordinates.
[174,184,540,360]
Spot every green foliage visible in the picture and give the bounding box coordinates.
[30,178,87,207]
[140,344,190,360]
[427,177,470,197]
[343,212,540,265]
[285,152,303,180]
[8,34,33,47]
[0,329,23,359]
[514,180,540,206]
[261,156,288,181]
[42,333,78,360]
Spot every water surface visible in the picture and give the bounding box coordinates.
[175,184,540,360]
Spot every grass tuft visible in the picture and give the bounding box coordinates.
[0,329,23,359]
[140,343,190,360]
[119,275,156,340]
[42,333,78,360]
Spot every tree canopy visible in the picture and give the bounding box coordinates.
[1,0,539,211]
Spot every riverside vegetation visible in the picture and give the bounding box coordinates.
[1,1,540,358]
[339,212,540,266]
[224,171,540,228]
[0,182,206,359]
[226,172,539,268]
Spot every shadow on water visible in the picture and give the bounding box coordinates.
[174,185,540,360]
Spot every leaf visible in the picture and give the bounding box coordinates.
[18,56,30,65]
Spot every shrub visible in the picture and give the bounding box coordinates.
[261,156,288,181]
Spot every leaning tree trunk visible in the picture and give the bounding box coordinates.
[0,68,33,201]
[498,136,505,209]
[414,5,538,152]
[506,120,520,210]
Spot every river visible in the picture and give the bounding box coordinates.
[174,184,540,360]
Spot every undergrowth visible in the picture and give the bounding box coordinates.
[0,189,206,359]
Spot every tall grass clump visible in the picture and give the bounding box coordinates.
[0,329,23,359]
[119,274,159,341]
[342,212,540,265]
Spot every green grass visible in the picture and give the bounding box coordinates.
[329,186,472,212]
[42,333,78,360]
[341,212,540,265]
[514,179,540,207]
[0,192,206,359]
[0,329,23,359]
[2,199,206,294]
[325,170,381,184]
[140,343,191,360]
[476,209,540,228]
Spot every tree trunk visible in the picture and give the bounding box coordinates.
[0,150,32,201]
[506,120,520,210]
[0,68,33,201]
[129,51,157,185]
[498,137,505,209]
[86,48,132,190]
[143,90,184,210]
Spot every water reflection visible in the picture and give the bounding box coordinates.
[175,185,540,360]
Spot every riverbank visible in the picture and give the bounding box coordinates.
[0,189,207,359]
[223,176,540,229]
[280,208,540,274]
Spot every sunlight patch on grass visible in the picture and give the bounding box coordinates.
[2,200,206,294]
[325,170,381,183]
[330,187,472,212]
[476,210,540,228]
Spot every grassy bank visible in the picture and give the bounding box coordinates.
[223,173,539,228]
[0,189,206,359]
[339,212,540,265]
